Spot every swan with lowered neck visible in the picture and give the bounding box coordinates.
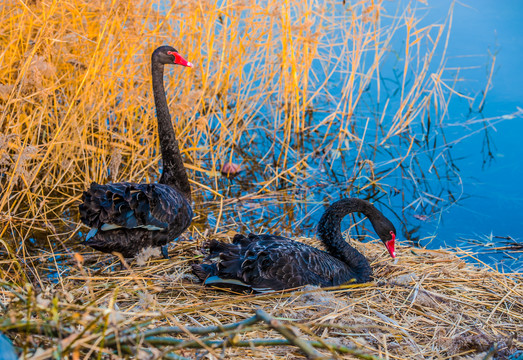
[79,46,193,259]
[192,198,397,292]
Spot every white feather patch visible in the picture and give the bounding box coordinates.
[204,276,250,287]
[100,224,164,231]
[100,224,122,231]
[251,287,276,294]
[138,225,164,231]
[86,228,98,240]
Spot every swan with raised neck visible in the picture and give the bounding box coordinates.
[79,46,194,259]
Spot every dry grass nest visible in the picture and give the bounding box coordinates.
[1,235,522,359]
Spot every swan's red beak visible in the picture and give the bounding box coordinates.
[385,231,396,258]
[168,51,193,68]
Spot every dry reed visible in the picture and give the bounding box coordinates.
[1,0,521,358]
[1,237,522,359]
[0,0,482,246]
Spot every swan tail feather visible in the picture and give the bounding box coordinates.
[191,263,217,282]
[79,182,186,231]
[206,239,239,258]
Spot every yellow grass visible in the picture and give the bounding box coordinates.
[2,0,520,358]
[0,0,463,245]
[1,237,522,359]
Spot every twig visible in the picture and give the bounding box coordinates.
[1,320,70,338]
[108,311,383,360]
[106,314,261,346]
[255,309,323,359]
[0,282,27,304]
[119,345,192,360]
[136,337,384,360]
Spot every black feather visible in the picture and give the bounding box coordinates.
[79,182,192,258]
[192,198,397,292]
[78,46,194,259]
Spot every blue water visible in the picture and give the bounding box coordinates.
[404,0,523,269]
[157,0,523,271]
[197,0,523,271]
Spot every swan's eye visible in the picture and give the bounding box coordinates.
[167,51,178,62]
[167,51,193,68]
[390,231,395,241]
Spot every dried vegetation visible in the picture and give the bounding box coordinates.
[1,239,522,359]
[0,0,521,359]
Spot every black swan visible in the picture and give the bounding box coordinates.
[79,46,194,259]
[192,198,396,292]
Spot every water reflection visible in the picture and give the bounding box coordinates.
[3,0,520,274]
[188,0,522,272]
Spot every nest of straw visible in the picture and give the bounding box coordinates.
[1,236,521,359]
[0,0,521,358]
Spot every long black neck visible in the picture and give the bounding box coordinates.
[316,198,381,282]
[151,59,191,200]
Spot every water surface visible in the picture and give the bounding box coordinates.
[404,0,523,270]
